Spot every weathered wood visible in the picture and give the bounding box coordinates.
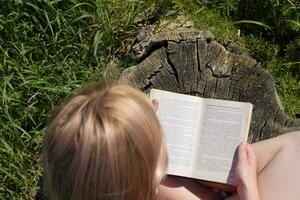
[121,24,300,143]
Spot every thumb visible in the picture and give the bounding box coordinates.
[152,99,159,112]
[237,141,248,166]
[245,143,257,168]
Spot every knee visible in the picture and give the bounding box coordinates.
[283,131,300,148]
[293,131,300,146]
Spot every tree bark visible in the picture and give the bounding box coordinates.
[120,27,299,143]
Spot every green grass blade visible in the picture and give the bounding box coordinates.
[93,30,103,60]
[233,20,273,32]
[71,13,94,24]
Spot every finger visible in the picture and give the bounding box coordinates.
[152,99,159,112]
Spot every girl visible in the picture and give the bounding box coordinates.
[42,81,300,200]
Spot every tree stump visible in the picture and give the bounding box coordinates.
[120,23,300,143]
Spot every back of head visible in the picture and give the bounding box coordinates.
[43,82,165,200]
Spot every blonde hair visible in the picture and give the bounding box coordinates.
[43,82,167,200]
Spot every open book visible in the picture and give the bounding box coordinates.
[150,89,253,185]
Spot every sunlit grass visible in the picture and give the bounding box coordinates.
[0,0,298,199]
[0,0,140,198]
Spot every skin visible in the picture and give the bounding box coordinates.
[156,100,300,200]
[158,177,223,200]
[234,142,259,200]
[253,131,300,200]
[156,143,259,200]
[151,99,260,200]
[225,131,300,200]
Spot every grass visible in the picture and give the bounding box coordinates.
[0,57,119,199]
[170,1,299,117]
[0,0,299,199]
[0,0,135,198]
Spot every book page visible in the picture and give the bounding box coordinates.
[150,89,203,178]
[192,99,252,184]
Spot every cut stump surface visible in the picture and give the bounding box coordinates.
[120,26,299,143]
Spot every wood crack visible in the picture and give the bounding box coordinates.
[166,51,180,85]
[258,120,268,140]
[145,65,163,80]
[121,29,297,143]
[196,38,201,72]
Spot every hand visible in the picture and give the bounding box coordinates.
[157,176,222,200]
[158,184,200,200]
[235,142,259,200]
[152,99,159,112]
